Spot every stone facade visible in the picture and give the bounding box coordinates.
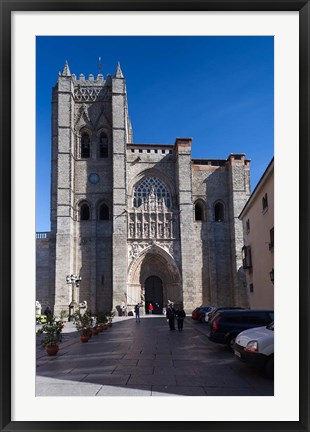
[36,61,251,316]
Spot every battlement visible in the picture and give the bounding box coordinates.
[71,73,109,85]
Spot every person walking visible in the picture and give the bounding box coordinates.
[134,303,141,322]
[166,303,176,330]
[176,307,186,331]
[148,303,154,314]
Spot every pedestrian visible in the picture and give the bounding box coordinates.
[148,303,154,314]
[176,307,186,331]
[166,303,176,330]
[121,305,127,316]
[134,303,141,322]
[44,306,52,321]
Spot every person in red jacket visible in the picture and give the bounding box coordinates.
[148,303,154,314]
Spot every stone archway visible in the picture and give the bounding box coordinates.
[127,243,182,312]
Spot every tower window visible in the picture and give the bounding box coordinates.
[194,202,204,221]
[214,202,224,222]
[80,203,90,220]
[99,132,108,158]
[81,133,90,158]
[99,203,109,220]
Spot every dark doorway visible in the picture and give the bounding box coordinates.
[145,276,163,314]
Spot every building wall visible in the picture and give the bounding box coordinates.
[36,233,53,311]
[239,160,274,309]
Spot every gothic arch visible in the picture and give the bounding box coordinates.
[214,200,225,222]
[75,198,93,221]
[96,199,110,220]
[128,243,181,285]
[194,198,206,221]
[127,168,177,208]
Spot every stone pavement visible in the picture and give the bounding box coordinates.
[36,316,274,396]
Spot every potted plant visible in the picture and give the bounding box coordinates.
[36,317,63,355]
[73,311,92,342]
[96,312,108,331]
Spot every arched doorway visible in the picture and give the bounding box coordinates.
[145,276,163,314]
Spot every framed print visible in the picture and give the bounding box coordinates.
[1,0,309,431]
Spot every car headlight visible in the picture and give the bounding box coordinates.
[244,340,259,352]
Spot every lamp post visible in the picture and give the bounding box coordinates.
[66,274,82,319]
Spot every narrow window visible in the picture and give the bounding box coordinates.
[269,227,274,250]
[242,245,252,269]
[262,193,268,211]
[195,202,203,221]
[80,203,90,220]
[246,219,250,234]
[214,202,224,222]
[99,133,108,158]
[99,204,109,220]
[81,133,90,158]
[249,283,254,293]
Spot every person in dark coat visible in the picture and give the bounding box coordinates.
[166,303,176,330]
[134,303,141,323]
[176,307,186,331]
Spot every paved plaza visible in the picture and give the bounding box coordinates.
[36,316,274,397]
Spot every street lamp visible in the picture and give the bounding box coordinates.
[66,274,82,319]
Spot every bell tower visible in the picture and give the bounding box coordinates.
[51,61,132,316]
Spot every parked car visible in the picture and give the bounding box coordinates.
[233,322,274,377]
[204,306,218,323]
[206,306,245,323]
[208,309,274,349]
[192,306,214,321]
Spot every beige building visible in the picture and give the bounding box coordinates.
[239,158,274,309]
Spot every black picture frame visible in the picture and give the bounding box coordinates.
[1,1,309,431]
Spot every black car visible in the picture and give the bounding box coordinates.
[206,306,245,323]
[208,309,274,349]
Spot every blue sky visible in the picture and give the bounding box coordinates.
[36,36,274,232]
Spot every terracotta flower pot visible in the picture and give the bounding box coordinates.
[80,335,89,343]
[45,344,59,356]
[92,327,99,335]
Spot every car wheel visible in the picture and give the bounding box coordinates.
[226,335,236,351]
[265,355,274,378]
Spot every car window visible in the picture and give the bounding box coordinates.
[267,322,274,330]
[226,315,242,323]
[246,313,269,324]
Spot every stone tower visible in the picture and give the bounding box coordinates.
[36,61,251,317]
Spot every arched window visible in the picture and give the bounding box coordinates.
[194,202,204,221]
[133,177,171,208]
[99,132,108,158]
[99,203,109,220]
[81,133,90,158]
[80,203,90,220]
[214,202,224,222]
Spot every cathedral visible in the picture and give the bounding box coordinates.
[36,61,251,316]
